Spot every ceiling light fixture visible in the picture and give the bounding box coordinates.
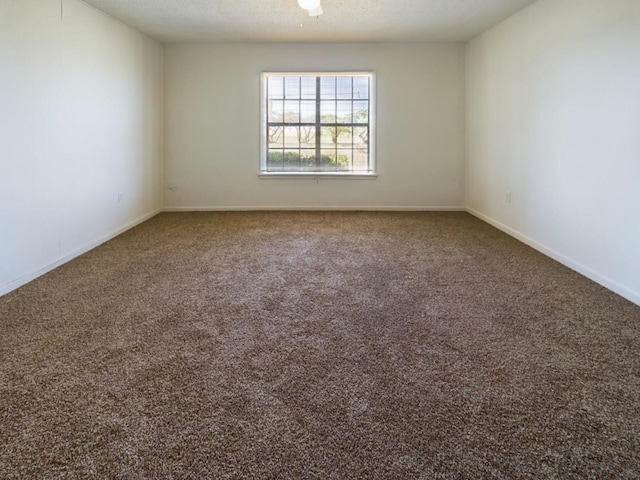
[297,0,323,16]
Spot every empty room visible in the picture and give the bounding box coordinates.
[1,0,639,477]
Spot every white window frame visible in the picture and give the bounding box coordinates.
[259,71,377,178]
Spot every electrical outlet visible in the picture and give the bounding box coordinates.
[118,192,123,203]
[506,191,512,203]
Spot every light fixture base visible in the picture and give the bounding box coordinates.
[297,0,320,10]
[298,0,323,16]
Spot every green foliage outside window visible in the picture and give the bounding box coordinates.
[267,151,349,170]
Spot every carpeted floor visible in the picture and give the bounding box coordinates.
[1,211,639,479]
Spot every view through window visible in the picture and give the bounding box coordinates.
[261,73,374,175]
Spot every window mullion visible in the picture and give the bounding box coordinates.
[315,76,321,170]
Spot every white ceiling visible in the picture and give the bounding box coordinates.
[81,0,538,44]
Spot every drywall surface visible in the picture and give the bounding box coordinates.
[163,43,465,210]
[466,0,640,304]
[0,0,163,294]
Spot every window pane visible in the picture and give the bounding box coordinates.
[320,101,336,123]
[300,101,316,123]
[336,101,352,123]
[300,149,316,168]
[353,76,369,99]
[354,149,369,171]
[267,150,284,171]
[269,100,284,122]
[301,77,316,99]
[268,126,284,147]
[336,150,353,171]
[337,126,352,147]
[268,77,284,99]
[320,77,336,99]
[284,127,300,148]
[298,126,316,148]
[353,101,368,123]
[321,127,337,147]
[284,77,300,99]
[284,149,301,170]
[320,150,339,172]
[336,77,352,99]
[354,126,368,148]
[284,101,299,123]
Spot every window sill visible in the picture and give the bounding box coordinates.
[259,172,377,180]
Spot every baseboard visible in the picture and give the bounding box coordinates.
[13,207,634,306]
[466,207,640,307]
[0,209,162,297]
[162,206,467,212]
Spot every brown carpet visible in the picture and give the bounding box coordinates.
[1,211,639,479]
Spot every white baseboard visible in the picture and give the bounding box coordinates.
[162,206,466,212]
[11,207,634,307]
[0,209,162,297]
[466,207,640,307]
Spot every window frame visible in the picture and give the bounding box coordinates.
[259,71,377,178]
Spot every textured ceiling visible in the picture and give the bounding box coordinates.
[81,0,538,44]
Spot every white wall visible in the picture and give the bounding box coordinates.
[0,0,163,294]
[466,0,640,305]
[163,43,465,210]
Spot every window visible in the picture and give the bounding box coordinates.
[260,72,375,176]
